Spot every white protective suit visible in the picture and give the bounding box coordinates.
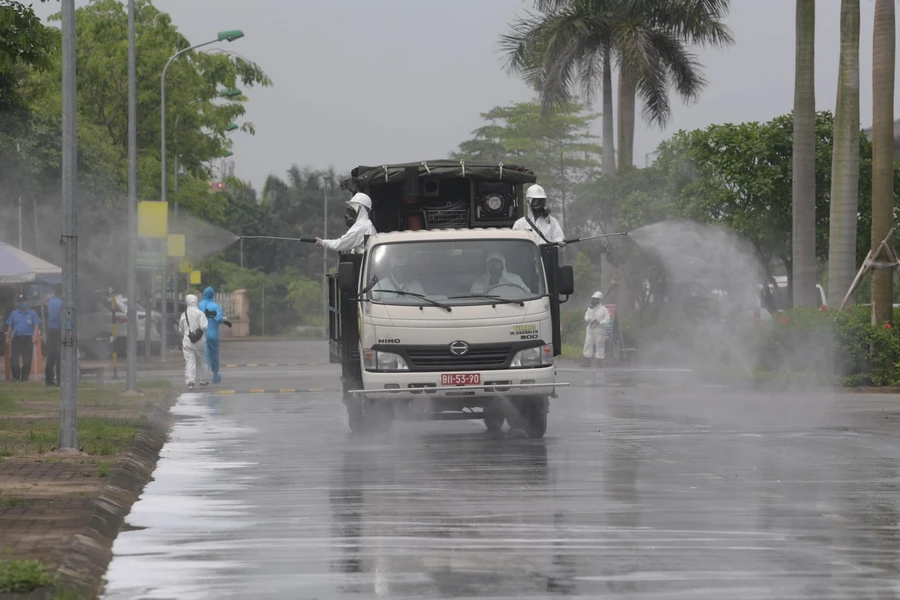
[179,294,209,387]
[512,213,565,245]
[371,276,427,301]
[322,193,377,254]
[470,253,528,295]
[583,297,611,359]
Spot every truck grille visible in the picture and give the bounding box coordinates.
[405,344,512,371]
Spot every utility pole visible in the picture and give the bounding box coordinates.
[18,197,22,250]
[126,0,138,392]
[58,0,78,451]
[322,184,328,339]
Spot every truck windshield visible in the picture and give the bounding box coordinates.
[366,239,546,306]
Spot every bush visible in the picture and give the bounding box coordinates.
[758,306,900,387]
[0,560,56,594]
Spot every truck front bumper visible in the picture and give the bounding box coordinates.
[352,367,564,400]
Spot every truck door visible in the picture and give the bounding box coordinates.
[540,245,564,356]
[328,253,364,394]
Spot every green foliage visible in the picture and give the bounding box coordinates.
[572,111,898,286]
[756,307,900,386]
[0,0,58,108]
[197,260,324,336]
[452,99,602,216]
[0,559,56,593]
[34,0,272,207]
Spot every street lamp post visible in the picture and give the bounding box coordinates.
[160,30,243,361]
[126,0,138,392]
[322,177,330,339]
[58,0,78,450]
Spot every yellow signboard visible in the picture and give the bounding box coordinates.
[167,234,185,257]
[190,270,201,285]
[178,260,192,274]
[138,201,168,238]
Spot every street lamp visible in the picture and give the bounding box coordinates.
[226,123,239,132]
[160,29,244,361]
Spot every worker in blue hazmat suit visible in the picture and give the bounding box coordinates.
[199,286,229,384]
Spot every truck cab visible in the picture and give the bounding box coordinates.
[327,161,573,437]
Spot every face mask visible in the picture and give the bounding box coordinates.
[18,303,26,310]
[488,262,503,281]
[590,300,600,307]
[530,198,546,216]
[345,205,359,227]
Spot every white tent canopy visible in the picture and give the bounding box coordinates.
[0,242,62,285]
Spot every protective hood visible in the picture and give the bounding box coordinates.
[203,287,215,300]
[353,205,371,225]
[485,252,507,274]
[186,294,199,308]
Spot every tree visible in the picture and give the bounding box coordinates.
[0,0,58,108]
[571,111,886,299]
[259,166,350,278]
[792,0,817,308]
[500,0,733,171]
[827,0,860,307]
[0,0,272,298]
[871,0,895,326]
[451,99,602,228]
[33,0,271,209]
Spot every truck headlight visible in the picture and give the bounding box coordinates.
[363,349,409,372]
[510,344,553,368]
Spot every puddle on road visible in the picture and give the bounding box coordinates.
[101,394,258,600]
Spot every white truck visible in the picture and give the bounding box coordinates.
[328,161,574,437]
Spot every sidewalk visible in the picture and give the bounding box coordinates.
[0,383,178,597]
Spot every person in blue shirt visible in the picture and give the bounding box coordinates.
[6,294,41,382]
[199,287,229,384]
[44,290,62,386]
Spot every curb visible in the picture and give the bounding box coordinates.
[53,393,178,597]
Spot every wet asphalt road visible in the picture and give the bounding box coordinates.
[103,341,900,599]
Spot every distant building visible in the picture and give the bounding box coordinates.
[861,119,900,160]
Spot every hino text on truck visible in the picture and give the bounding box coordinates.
[327,161,575,438]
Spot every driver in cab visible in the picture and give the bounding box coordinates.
[371,252,426,301]
[470,252,528,295]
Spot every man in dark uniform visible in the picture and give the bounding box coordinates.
[6,294,41,382]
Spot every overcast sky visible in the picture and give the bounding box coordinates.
[33,0,900,192]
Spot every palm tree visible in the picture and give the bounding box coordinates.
[500,0,733,171]
[871,0,895,325]
[827,0,860,308]
[791,0,817,308]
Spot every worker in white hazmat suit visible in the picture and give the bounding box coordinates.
[470,252,529,295]
[179,294,209,389]
[371,252,427,301]
[316,192,377,254]
[583,291,611,367]
[512,184,566,246]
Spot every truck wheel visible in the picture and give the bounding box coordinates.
[483,404,504,433]
[364,401,394,432]
[347,403,365,433]
[525,397,549,439]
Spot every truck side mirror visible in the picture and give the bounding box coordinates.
[557,265,574,296]
[338,262,356,293]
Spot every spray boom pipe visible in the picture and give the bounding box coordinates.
[240,235,318,243]
[559,232,629,245]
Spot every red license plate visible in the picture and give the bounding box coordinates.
[441,373,481,386]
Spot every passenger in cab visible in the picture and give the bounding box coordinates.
[470,253,528,295]
[371,252,426,300]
